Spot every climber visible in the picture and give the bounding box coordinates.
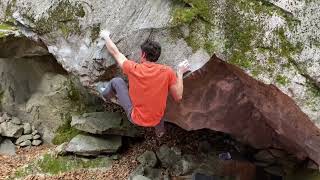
[96,30,190,137]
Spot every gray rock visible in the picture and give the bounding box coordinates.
[32,140,42,146]
[143,168,162,180]
[0,139,16,155]
[32,130,38,136]
[23,123,32,134]
[0,122,24,138]
[0,116,5,123]
[254,150,276,164]
[65,134,122,156]
[253,161,270,167]
[15,134,33,145]
[11,117,22,125]
[137,151,157,168]
[33,134,41,140]
[129,165,145,180]
[2,113,11,122]
[264,166,284,177]
[19,140,32,147]
[71,112,141,137]
[269,149,287,158]
[132,175,151,180]
[307,160,319,170]
[156,145,181,168]
[129,165,161,180]
[171,155,197,176]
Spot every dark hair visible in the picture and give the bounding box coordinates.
[140,40,161,62]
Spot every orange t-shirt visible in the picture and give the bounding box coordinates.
[123,60,177,127]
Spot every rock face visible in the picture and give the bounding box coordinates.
[71,112,140,137]
[0,36,103,142]
[165,55,320,165]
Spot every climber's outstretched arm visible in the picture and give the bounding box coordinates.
[100,30,127,69]
[170,60,190,102]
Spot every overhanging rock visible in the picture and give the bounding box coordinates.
[165,55,320,166]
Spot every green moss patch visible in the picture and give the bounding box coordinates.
[276,75,290,85]
[52,113,81,145]
[172,0,210,25]
[0,23,15,31]
[13,153,113,178]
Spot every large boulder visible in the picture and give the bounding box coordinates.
[71,112,140,137]
[165,56,320,166]
[2,0,318,124]
[65,134,122,156]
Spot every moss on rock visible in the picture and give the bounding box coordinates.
[52,113,81,145]
[22,0,85,36]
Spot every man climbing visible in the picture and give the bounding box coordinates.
[96,30,190,137]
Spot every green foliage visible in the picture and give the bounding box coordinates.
[52,113,81,145]
[14,153,113,178]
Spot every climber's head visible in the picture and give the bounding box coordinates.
[140,40,161,63]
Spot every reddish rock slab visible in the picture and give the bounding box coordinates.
[165,55,320,165]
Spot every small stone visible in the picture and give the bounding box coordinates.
[2,112,11,122]
[19,140,32,147]
[16,134,33,145]
[32,140,42,146]
[32,130,38,135]
[143,167,162,180]
[0,116,5,123]
[33,134,41,140]
[11,117,22,125]
[137,151,157,168]
[307,160,319,170]
[269,149,287,158]
[132,175,151,180]
[254,150,275,164]
[111,154,119,160]
[171,155,197,176]
[0,139,16,155]
[264,166,284,176]
[156,145,181,168]
[31,125,36,132]
[54,142,68,155]
[253,161,270,167]
[23,123,32,134]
